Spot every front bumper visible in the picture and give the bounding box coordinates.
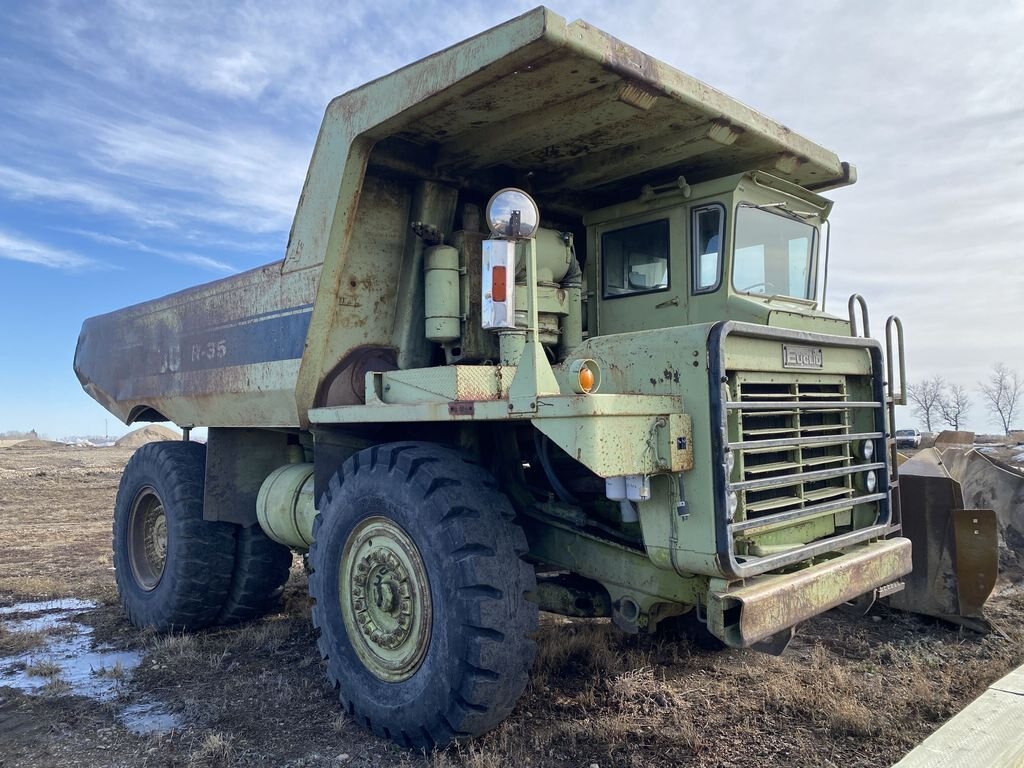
[707,537,912,648]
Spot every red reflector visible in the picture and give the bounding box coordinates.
[492,266,507,302]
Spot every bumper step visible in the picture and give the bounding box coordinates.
[707,537,912,648]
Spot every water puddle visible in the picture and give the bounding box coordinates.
[0,599,182,735]
[0,598,97,634]
[120,701,181,735]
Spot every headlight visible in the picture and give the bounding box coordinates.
[865,470,878,493]
[485,188,539,239]
[861,439,875,461]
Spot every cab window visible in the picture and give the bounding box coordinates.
[733,205,817,299]
[601,219,670,298]
[692,204,724,293]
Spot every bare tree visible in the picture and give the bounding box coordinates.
[937,383,970,430]
[979,363,1022,435]
[907,375,944,432]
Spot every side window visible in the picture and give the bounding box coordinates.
[692,204,724,293]
[601,219,670,298]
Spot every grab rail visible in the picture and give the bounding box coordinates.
[885,315,907,406]
[848,294,870,337]
[884,314,906,526]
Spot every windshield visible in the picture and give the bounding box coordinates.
[733,205,817,300]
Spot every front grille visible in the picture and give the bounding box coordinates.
[726,377,886,561]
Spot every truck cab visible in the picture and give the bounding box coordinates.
[587,171,846,337]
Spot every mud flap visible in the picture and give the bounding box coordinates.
[888,450,999,632]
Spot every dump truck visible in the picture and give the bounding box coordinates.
[77,7,939,747]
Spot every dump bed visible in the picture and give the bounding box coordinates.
[75,6,853,429]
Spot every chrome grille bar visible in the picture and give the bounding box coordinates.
[730,461,885,492]
[733,524,894,573]
[726,400,881,410]
[728,431,883,451]
[730,492,887,533]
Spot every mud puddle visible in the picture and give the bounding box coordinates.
[0,598,182,734]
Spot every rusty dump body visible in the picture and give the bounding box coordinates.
[74,6,853,430]
[75,6,931,672]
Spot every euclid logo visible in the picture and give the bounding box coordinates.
[782,344,823,369]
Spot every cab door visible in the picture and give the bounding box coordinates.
[592,207,686,335]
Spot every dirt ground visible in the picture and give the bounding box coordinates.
[1,444,1023,768]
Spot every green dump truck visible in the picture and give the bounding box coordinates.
[76,8,920,747]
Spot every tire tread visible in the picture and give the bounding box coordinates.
[307,441,538,747]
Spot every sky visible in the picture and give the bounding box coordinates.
[1,1,1022,438]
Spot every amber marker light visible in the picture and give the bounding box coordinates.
[578,366,595,393]
[569,359,601,394]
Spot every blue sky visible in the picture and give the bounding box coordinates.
[1,1,1022,437]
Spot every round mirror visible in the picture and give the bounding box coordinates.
[485,188,539,239]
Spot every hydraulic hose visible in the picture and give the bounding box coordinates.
[533,429,579,505]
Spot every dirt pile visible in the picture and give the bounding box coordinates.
[10,439,67,449]
[114,425,180,449]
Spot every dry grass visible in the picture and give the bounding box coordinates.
[761,645,878,736]
[231,617,291,653]
[96,658,127,679]
[24,658,62,678]
[530,619,631,689]
[189,732,234,767]
[0,575,69,599]
[0,622,46,655]
[40,677,71,695]
[149,632,199,660]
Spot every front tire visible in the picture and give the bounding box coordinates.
[308,442,538,749]
[113,441,236,631]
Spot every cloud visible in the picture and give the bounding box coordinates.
[69,230,235,273]
[0,230,102,270]
[87,116,306,232]
[0,165,144,219]
[39,0,496,113]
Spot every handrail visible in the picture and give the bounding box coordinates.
[848,293,870,337]
[885,315,907,406]
[883,314,906,527]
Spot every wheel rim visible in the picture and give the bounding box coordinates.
[127,486,168,591]
[339,516,432,682]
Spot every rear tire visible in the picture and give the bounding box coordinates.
[308,442,538,749]
[113,441,236,631]
[217,525,293,625]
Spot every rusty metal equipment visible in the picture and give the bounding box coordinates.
[942,446,1024,560]
[889,449,999,632]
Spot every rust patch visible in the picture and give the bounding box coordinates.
[317,346,398,407]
